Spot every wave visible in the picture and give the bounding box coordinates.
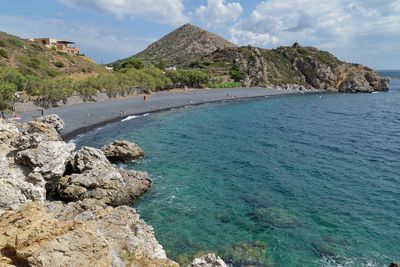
[121,113,149,122]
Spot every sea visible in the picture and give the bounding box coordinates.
[75,71,400,267]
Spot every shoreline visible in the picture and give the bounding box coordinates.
[19,87,326,141]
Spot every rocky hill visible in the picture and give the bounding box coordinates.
[117,24,389,93]
[200,44,390,93]
[119,23,237,67]
[0,31,105,78]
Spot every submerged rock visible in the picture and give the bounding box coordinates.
[219,241,275,267]
[188,253,228,267]
[56,146,151,205]
[250,207,300,229]
[101,140,145,163]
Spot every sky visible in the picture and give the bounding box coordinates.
[1,0,399,69]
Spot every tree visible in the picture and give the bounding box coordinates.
[119,57,145,71]
[0,67,27,91]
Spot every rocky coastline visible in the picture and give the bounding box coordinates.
[0,115,227,267]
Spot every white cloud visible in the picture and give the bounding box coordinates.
[229,0,400,49]
[195,0,243,27]
[0,15,150,63]
[58,0,188,25]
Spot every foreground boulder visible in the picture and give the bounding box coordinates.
[56,146,151,205]
[102,140,145,163]
[16,141,75,181]
[14,119,62,150]
[0,204,111,267]
[188,254,228,267]
[47,200,177,267]
[0,142,46,212]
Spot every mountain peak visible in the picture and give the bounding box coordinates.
[135,24,237,66]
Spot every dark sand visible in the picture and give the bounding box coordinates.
[19,87,324,140]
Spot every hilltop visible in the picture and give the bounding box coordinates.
[116,23,237,68]
[0,31,105,78]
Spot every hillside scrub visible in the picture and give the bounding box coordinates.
[166,69,210,88]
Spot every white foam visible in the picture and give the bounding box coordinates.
[121,115,139,122]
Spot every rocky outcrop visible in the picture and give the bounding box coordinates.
[102,140,144,163]
[15,119,62,150]
[34,114,65,133]
[205,43,389,93]
[16,141,75,180]
[188,254,228,267]
[56,146,151,205]
[0,204,111,267]
[0,142,46,212]
[47,200,177,267]
[0,115,177,267]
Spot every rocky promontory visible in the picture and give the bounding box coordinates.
[0,115,229,267]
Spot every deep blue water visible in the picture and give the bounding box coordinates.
[76,80,400,267]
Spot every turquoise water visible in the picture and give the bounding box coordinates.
[76,80,400,267]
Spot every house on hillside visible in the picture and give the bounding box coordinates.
[30,38,81,55]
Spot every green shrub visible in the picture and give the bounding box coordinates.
[7,37,24,48]
[0,82,17,111]
[208,82,242,88]
[54,61,65,68]
[0,49,8,58]
[0,40,6,47]
[0,67,27,91]
[166,69,210,88]
[117,57,145,71]
[230,65,244,82]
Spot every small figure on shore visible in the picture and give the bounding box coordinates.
[143,95,148,101]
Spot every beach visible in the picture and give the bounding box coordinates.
[19,87,323,140]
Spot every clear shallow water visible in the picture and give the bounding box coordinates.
[76,80,400,267]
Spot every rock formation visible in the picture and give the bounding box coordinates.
[0,115,177,267]
[56,146,151,205]
[102,140,144,163]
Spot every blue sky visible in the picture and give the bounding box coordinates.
[1,0,399,69]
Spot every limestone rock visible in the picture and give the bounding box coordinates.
[0,204,111,267]
[188,254,228,267]
[34,114,65,132]
[16,141,75,180]
[47,200,178,267]
[102,140,145,163]
[14,120,62,150]
[56,147,151,205]
[0,119,20,145]
[339,69,390,93]
[0,143,46,212]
